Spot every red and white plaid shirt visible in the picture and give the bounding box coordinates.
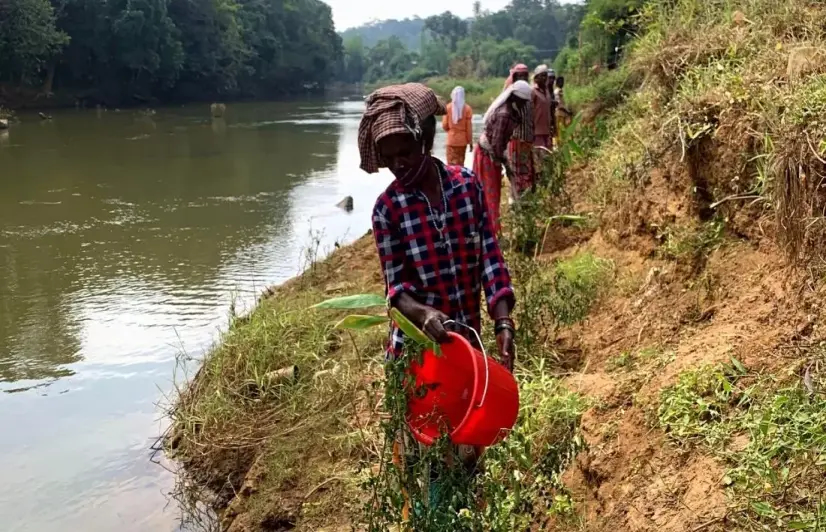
[372,160,515,358]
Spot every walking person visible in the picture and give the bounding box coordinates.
[554,76,573,144]
[472,80,532,234]
[359,82,517,515]
[532,65,553,150]
[506,65,535,201]
[442,86,473,166]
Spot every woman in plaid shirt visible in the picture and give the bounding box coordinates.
[359,82,517,513]
[359,83,517,371]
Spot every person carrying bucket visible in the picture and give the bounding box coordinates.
[358,83,517,514]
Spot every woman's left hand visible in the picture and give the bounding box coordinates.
[496,329,515,373]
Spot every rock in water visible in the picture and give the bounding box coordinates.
[336,196,354,212]
[0,119,8,130]
[210,103,226,118]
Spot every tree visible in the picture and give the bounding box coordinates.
[0,0,69,83]
[168,0,250,96]
[342,35,366,83]
[339,17,425,51]
[423,11,467,53]
[420,38,449,74]
[365,36,416,82]
[112,0,185,92]
[480,38,537,77]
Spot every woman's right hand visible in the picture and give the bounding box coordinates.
[418,307,452,344]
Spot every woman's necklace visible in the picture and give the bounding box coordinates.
[421,162,449,238]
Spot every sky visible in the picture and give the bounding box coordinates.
[328,0,512,31]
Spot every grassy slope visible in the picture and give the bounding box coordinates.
[168,0,826,530]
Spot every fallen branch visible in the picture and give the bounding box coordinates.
[709,194,762,210]
[304,476,346,501]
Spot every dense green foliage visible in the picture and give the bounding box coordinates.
[342,0,646,86]
[0,0,646,105]
[339,17,425,50]
[0,0,342,105]
[553,0,644,82]
[342,1,588,84]
[0,0,69,84]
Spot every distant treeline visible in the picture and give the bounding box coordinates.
[341,0,643,85]
[0,0,342,106]
[0,0,642,107]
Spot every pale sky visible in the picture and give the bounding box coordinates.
[328,0,512,31]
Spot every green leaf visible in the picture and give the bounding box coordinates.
[311,294,386,310]
[388,307,440,353]
[731,356,747,375]
[787,521,809,530]
[334,315,387,330]
[751,501,774,517]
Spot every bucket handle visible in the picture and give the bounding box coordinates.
[443,320,490,409]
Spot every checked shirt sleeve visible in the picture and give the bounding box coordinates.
[474,174,515,315]
[372,198,415,303]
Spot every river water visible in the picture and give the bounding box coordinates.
[0,100,470,531]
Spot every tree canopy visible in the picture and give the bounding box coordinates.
[0,0,642,105]
[340,1,589,84]
[0,0,343,105]
[339,18,425,51]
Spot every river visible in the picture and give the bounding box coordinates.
[0,100,473,531]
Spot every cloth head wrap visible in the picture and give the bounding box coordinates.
[450,86,465,124]
[358,83,445,174]
[483,80,531,125]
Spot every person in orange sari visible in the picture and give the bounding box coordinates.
[442,86,473,166]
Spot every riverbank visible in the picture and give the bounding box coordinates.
[167,1,826,529]
[0,83,365,111]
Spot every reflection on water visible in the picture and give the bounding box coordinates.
[0,99,397,531]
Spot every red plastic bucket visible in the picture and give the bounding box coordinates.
[406,330,519,447]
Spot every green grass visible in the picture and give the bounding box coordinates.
[478,369,589,531]
[657,355,826,530]
[165,257,387,530]
[512,251,614,364]
[424,76,503,109]
[550,252,614,326]
[564,65,637,113]
[659,220,726,266]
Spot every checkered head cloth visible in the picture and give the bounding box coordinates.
[358,83,446,174]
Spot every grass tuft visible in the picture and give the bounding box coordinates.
[657,352,826,530]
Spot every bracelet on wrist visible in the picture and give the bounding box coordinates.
[495,321,516,334]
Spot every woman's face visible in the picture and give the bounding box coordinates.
[513,71,529,82]
[535,73,548,87]
[377,133,427,186]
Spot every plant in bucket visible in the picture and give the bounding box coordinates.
[312,294,521,528]
[312,295,520,447]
